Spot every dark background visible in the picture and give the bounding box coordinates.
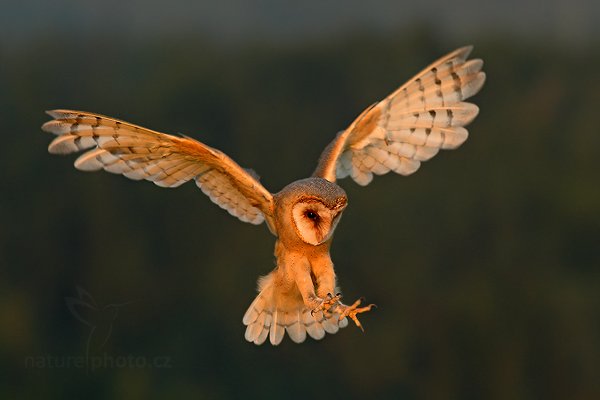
[1,1,599,399]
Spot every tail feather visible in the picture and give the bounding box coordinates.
[243,274,348,345]
[285,309,307,343]
[303,310,326,340]
[242,290,267,325]
[316,311,341,334]
[254,316,271,345]
[269,309,285,345]
[244,309,267,342]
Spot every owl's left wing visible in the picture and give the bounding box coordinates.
[43,110,275,227]
[313,46,485,185]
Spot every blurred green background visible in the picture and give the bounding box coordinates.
[1,1,599,399]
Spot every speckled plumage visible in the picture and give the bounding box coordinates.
[43,46,485,345]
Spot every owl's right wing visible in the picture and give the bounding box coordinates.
[313,46,485,185]
[43,110,275,228]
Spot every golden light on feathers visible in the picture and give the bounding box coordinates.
[43,46,485,345]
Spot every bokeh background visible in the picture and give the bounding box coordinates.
[1,1,599,399]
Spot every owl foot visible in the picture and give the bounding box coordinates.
[338,297,376,332]
[310,293,342,318]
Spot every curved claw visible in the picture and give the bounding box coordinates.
[338,297,376,332]
[310,293,342,317]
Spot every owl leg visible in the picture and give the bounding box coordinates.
[336,297,376,332]
[292,262,325,311]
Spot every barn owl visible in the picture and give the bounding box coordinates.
[43,46,485,345]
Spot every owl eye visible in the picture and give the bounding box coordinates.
[305,210,318,220]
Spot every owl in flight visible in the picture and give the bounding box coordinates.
[43,46,485,345]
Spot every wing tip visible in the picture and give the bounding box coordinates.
[457,45,474,60]
[463,71,486,101]
[47,136,74,155]
[40,120,56,133]
[45,109,102,121]
[45,109,73,119]
[45,109,59,118]
[476,71,487,91]
[74,149,105,171]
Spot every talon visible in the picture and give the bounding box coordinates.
[337,297,376,332]
[310,293,342,317]
[323,293,341,308]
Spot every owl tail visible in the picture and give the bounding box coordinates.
[242,273,348,345]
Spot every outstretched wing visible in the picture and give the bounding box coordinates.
[313,46,485,185]
[43,110,275,227]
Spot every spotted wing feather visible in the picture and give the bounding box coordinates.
[314,46,485,185]
[43,110,274,226]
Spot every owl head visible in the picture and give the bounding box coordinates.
[276,178,347,246]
